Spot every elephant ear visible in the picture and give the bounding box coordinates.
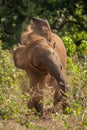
[31,17,52,41]
[31,17,51,31]
[13,46,28,70]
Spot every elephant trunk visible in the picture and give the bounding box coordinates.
[45,57,67,93]
[35,48,67,93]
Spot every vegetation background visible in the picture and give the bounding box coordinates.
[0,0,87,130]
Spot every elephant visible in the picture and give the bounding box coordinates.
[13,17,68,115]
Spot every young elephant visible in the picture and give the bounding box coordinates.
[13,17,68,115]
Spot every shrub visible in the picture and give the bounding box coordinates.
[62,36,76,57]
[77,40,87,58]
[66,56,87,118]
[0,40,28,119]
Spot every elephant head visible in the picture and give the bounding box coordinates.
[30,17,52,41]
[13,40,67,93]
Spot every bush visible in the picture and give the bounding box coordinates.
[66,56,87,118]
[77,40,87,58]
[0,40,28,120]
[62,36,76,57]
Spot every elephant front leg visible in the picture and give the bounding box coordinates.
[60,88,68,114]
[28,85,44,115]
[33,92,43,115]
[53,85,68,114]
[53,86,62,110]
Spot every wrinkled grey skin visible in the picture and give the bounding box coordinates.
[13,17,68,115]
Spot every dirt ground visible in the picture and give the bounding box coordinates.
[0,112,86,130]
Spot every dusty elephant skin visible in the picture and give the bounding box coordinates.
[13,17,68,115]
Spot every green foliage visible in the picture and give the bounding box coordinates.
[0,40,28,119]
[77,40,87,57]
[0,0,36,49]
[0,0,87,49]
[62,36,76,56]
[73,31,87,44]
[66,56,87,120]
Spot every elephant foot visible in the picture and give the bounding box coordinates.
[34,101,43,116]
[62,101,68,114]
[27,99,43,116]
[53,101,63,113]
[53,101,68,114]
[53,95,68,114]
